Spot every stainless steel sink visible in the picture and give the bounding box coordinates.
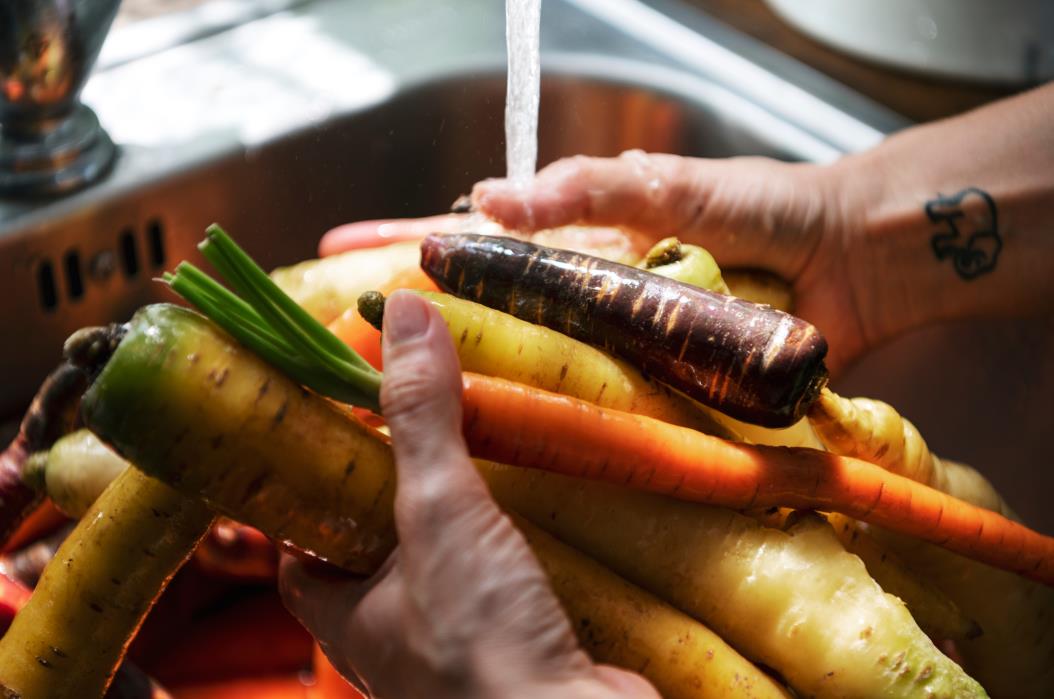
[2,0,1048,529]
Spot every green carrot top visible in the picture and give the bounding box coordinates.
[163,224,383,412]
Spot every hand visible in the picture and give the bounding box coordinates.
[279,291,657,699]
[471,152,871,375]
[319,152,872,375]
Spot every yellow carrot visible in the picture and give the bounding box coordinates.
[746,507,980,642]
[516,515,791,699]
[809,387,1053,696]
[462,373,1054,585]
[809,389,1015,518]
[483,463,986,698]
[373,290,735,438]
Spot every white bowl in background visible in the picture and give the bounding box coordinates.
[765,0,1054,85]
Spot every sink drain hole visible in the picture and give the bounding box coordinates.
[119,229,139,278]
[147,219,166,268]
[37,261,58,312]
[64,250,84,301]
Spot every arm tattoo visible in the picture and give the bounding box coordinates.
[926,187,1001,280]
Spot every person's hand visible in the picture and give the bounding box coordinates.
[279,291,658,699]
[319,152,873,375]
[470,152,874,375]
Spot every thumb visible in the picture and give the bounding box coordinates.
[380,291,466,473]
[379,291,492,548]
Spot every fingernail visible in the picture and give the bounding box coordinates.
[384,292,430,344]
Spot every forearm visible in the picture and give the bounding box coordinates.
[837,82,1054,344]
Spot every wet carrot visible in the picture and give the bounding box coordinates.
[420,234,828,427]
[459,373,1054,586]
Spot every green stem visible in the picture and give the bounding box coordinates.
[161,225,383,412]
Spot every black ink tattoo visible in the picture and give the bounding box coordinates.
[926,187,1001,280]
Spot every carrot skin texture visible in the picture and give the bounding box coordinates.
[0,467,214,698]
[406,290,735,438]
[420,233,828,427]
[81,305,398,574]
[460,373,1054,586]
[82,306,782,699]
[513,514,791,699]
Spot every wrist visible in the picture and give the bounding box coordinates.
[833,145,944,344]
[823,139,1011,349]
[831,94,1054,347]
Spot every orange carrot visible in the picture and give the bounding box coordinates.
[459,373,1054,586]
[326,268,436,369]
[1,499,68,554]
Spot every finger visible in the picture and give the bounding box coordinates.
[318,214,509,257]
[472,151,687,232]
[379,292,493,543]
[472,151,808,275]
[278,552,392,640]
[281,552,404,696]
[319,216,457,256]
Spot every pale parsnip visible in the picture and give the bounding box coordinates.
[27,429,129,518]
[746,507,979,642]
[810,388,1052,696]
[516,515,791,699]
[482,463,986,699]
